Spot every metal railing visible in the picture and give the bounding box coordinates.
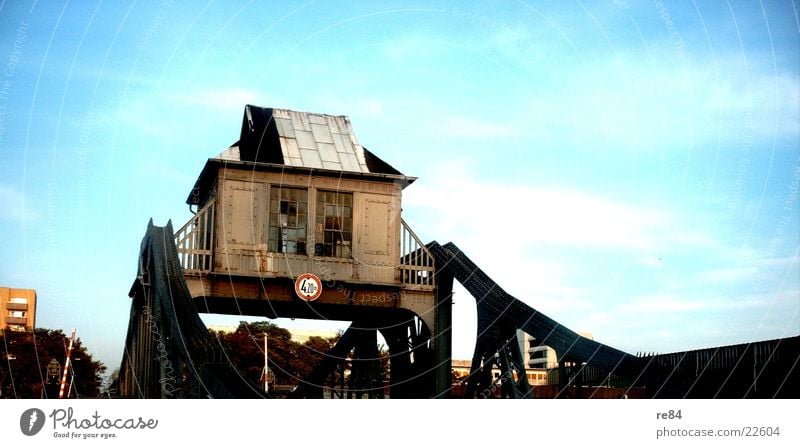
[174,205,434,287]
[175,201,215,274]
[399,218,435,289]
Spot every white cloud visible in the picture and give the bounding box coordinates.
[401,165,796,343]
[697,266,758,284]
[484,39,800,148]
[615,290,784,320]
[695,255,799,285]
[758,255,800,269]
[310,97,387,120]
[0,184,36,222]
[403,166,797,355]
[620,294,704,314]
[405,165,672,250]
[405,166,698,346]
[106,88,274,138]
[640,256,664,268]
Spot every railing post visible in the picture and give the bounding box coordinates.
[399,218,435,289]
[174,202,215,274]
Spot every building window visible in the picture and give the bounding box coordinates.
[268,187,308,254]
[8,311,26,318]
[9,297,27,304]
[315,190,352,257]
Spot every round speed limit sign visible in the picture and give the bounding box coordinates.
[295,273,322,301]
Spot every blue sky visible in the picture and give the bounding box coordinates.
[0,0,798,369]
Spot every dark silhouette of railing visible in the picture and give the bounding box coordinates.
[119,221,265,398]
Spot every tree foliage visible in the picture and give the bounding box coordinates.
[212,321,338,388]
[0,328,106,398]
[213,321,393,395]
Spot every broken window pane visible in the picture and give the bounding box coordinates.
[315,190,353,258]
[268,186,308,255]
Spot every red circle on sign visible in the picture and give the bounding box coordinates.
[295,273,322,301]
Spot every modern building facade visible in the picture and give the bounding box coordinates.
[0,286,37,331]
[518,329,593,369]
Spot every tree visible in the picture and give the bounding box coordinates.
[0,328,106,398]
[214,321,394,396]
[213,321,339,389]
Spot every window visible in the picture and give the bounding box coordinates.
[9,297,27,304]
[315,191,353,257]
[268,187,308,254]
[8,311,26,318]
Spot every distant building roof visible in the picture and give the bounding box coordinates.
[187,105,415,205]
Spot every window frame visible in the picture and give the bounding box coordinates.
[314,190,354,258]
[267,186,308,255]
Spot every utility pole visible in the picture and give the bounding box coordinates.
[264,332,269,393]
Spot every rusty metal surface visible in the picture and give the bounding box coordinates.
[237,105,381,174]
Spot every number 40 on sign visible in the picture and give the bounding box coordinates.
[294,273,322,301]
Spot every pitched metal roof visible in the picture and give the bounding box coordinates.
[187,105,415,205]
[234,105,402,176]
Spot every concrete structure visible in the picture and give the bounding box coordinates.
[0,286,37,331]
[528,345,559,369]
[518,330,593,369]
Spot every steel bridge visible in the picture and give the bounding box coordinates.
[117,221,800,398]
[118,105,798,399]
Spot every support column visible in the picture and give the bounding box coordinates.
[350,327,383,399]
[433,271,454,398]
[574,364,583,399]
[506,328,531,398]
[558,356,568,399]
